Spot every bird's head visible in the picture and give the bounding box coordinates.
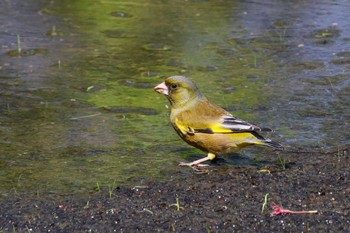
[154,76,203,109]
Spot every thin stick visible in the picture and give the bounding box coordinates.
[271,203,318,216]
[17,34,22,54]
[70,113,101,120]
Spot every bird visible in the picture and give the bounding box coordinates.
[154,75,283,169]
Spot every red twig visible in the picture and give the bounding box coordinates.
[271,203,318,216]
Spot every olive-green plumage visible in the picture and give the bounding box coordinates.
[154,76,282,168]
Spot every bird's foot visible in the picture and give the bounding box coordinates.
[178,162,210,173]
[178,153,216,173]
[178,162,209,167]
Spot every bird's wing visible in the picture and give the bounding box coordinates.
[172,97,272,135]
[186,115,271,134]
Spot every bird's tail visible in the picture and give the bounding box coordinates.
[251,131,284,150]
[262,139,284,150]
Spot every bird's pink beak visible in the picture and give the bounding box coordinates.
[154,82,169,95]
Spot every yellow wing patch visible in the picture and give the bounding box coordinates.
[174,118,242,134]
[207,122,234,133]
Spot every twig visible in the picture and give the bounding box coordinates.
[17,34,22,54]
[140,208,154,215]
[70,112,101,120]
[257,169,271,174]
[271,203,318,216]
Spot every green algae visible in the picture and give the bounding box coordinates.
[6,48,48,57]
[1,0,349,198]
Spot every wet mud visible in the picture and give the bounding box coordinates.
[1,150,349,232]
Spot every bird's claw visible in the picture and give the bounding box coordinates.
[178,162,209,167]
[178,162,210,173]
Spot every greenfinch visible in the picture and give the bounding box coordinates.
[154,76,283,168]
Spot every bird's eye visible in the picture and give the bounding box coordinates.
[171,84,178,89]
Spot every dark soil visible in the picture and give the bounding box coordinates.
[1,150,350,232]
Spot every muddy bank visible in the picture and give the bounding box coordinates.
[1,150,349,232]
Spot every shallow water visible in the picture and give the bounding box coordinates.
[0,0,349,197]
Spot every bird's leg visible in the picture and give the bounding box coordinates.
[178,152,216,168]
